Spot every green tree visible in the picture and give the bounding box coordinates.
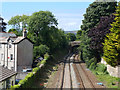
[27,11,68,52]
[76,30,82,39]
[8,15,29,31]
[103,3,120,67]
[66,33,76,41]
[79,0,117,67]
[27,11,57,46]
[8,28,22,36]
[34,44,49,59]
[8,15,21,30]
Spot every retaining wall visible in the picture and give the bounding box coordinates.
[101,58,120,78]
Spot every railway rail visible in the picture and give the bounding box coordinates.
[54,53,104,89]
[73,54,96,89]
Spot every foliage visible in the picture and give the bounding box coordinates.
[79,1,117,66]
[8,15,29,36]
[103,2,120,67]
[27,11,57,45]
[66,33,76,41]
[88,14,115,56]
[76,30,82,39]
[10,55,49,89]
[33,44,49,59]
[27,11,68,51]
[88,57,97,70]
[95,63,108,75]
[8,15,29,30]
[91,63,119,88]
[96,74,119,88]
[8,15,21,30]
[8,28,22,36]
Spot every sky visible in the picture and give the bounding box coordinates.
[1,1,92,31]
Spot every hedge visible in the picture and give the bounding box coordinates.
[10,54,49,89]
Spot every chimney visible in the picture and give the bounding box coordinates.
[23,28,27,37]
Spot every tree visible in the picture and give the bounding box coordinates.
[8,28,22,36]
[8,15,21,30]
[33,44,49,59]
[103,3,120,67]
[81,0,117,31]
[76,30,82,39]
[79,0,117,67]
[88,14,115,55]
[66,33,76,41]
[27,11,58,46]
[27,11,68,52]
[8,15,29,31]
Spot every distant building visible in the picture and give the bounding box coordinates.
[0,17,7,32]
[0,66,17,89]
[0,30,33,73]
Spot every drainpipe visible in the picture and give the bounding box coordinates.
[14,44,15,71]
[4,44,5,66]
[7,42,8,67]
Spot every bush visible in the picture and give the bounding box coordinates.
[11,54,49,89]
[33,44,49,59]
[103,3,120,67]
[95,63,108,75]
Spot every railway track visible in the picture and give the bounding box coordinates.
[73,54,96,89]
[55,53,102,89]
[55,53,73,89]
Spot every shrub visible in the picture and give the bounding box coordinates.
[89,58,97,70]
[95,64,108,75]
[103,2,120,67]
[11,54,49,89]
[33,44,49,59]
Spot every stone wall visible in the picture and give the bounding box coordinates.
[101,58,120,78]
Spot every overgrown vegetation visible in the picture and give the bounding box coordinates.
[66,33,76,41]
[103,2,120,67]
[8,10,69,89]
[78,0,117,68]
[8,11,69,59]
[10,54,50,89]
[91,63,120,88]
[33,44,49,59]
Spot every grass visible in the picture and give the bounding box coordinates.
[96,74,119,88]
[90,63,120,88]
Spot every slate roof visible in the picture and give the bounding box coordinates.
[0,37,33,44]
[0,32,16,37]
[0,66,17,82]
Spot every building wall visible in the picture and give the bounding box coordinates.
[0,75,16,89]
[0,81,6,89]
[17,39,33,72]
[0,39,33,72]
[0,42,17,71]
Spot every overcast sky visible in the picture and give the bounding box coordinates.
[1,1,91,31]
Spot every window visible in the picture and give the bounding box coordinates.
[9,44,11,48]
[10,54,13,60]
[1,54,3,61]
[0,44,2,48]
